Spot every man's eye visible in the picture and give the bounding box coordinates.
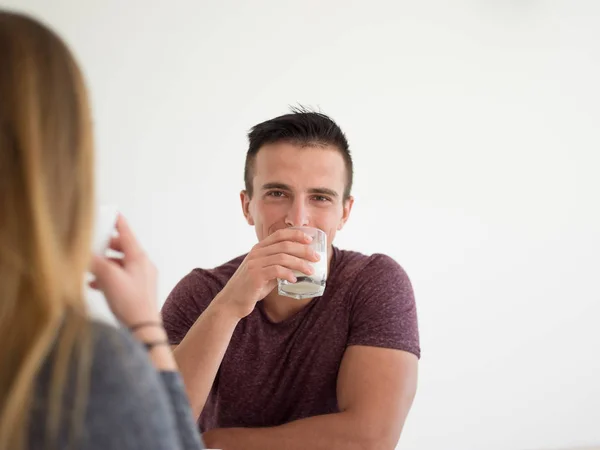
[313,196,331,202]
[267,191,285,198]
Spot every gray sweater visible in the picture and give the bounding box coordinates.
[29,321,205,449]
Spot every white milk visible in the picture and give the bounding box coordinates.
[279,250,327,298]
[291,250,327,279]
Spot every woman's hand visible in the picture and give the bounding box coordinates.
[90,215,160,327]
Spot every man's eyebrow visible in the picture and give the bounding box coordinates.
[308,187,339,198]
[261,183,339,198]
[261,182,292,191]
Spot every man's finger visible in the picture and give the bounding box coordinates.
[256,228,312,248]
[256,241,319,262]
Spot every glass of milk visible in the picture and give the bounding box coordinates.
[278,226,327,299]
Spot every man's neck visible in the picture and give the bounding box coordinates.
[261,292,313,323]
[260,245,334,323]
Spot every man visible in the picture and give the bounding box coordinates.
[162,108,420,450]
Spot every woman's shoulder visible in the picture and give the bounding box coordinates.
[88,319,139,359]
[31,319,171,449]
[87,319,158,391]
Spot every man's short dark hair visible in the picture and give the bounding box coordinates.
[244,106,353,200]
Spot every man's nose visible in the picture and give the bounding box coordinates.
[285,198,309,228]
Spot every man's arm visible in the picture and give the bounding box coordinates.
[203,346,418,450]
[168,228,318,418]
[171,300,240,419]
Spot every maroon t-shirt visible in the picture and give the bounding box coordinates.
[162,247,420,431]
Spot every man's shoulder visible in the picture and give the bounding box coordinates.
[167,254,246,312]
[183,253,246,288]
[335,248,406,277]
[333,248,411,295]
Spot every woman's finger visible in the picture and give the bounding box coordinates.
[90,255,115,286]
[114,215,143,260]
[107,236,124,253]
[90,255,124,287]
[107,257,124,268]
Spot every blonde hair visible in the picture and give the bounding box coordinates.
[0,11,95,450]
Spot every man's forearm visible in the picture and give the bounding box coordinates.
[171,300,239,418]
[203,411,398,450]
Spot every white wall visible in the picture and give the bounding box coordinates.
[4,1,599,449]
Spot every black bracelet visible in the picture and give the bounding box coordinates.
[143,340,170,351]
[129,321,163,332]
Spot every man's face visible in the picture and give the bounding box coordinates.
[241,142,353,248]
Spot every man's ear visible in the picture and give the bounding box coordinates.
[240,190,255,226]
[338,195,354,230]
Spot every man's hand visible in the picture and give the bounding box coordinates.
[213,228,320,319]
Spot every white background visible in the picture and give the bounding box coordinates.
[4,1,599,449]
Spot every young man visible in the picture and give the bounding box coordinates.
[162,109,420,450]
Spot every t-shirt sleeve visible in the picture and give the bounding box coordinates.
[161,270,216,346]
[347,254,421,358]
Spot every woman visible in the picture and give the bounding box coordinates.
[0,11,205,450]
